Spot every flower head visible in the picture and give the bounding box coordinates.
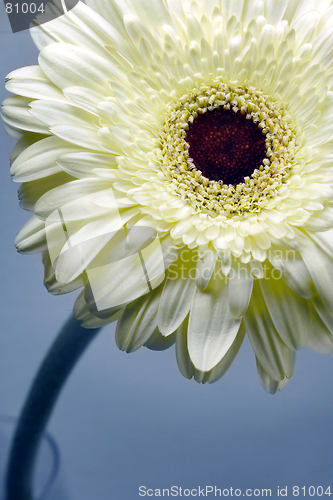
[3,0,333,392]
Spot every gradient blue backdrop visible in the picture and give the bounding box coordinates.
[1,3,333,499]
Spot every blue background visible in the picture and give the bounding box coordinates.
[1,4,333,499]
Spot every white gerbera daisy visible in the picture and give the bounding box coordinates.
[3,0,333,393]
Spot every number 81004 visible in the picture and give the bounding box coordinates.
[293,486,331,496]
[5,3,45,14]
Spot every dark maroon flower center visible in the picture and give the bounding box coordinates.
[186,108,267,185]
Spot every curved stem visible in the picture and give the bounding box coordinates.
[6,316,102,500]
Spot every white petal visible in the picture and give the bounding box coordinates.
[244,282,296,381]
[228,262,253,318]
[299,234,333,311]
[285,0,330,24]
[5,65,65,101]
[158,273,196,336]
[207,324,246,383]
[84,233,165,310]
[63,86,106,114]
[73,290,120,328]
[188,275,242,371]
[144,328,176,351]
[115,289,161,352]
[264,0,288,26]
[57,152,117,179]
[42,251,83,295]
[260,275,311,350]
[175,319,193,380]
[256,358,290,395]
[86,256,149,310]
[15,216,47,254]
[175,318,245,383]
[127,0,173,32]
[29,100,97,128]
[10,133,43,164]
[307,319,333,354]
[124,15,162,55]
[164,0,185,22]
[11,136,80,182]
[195,248,218,290]
[55,211,137,283]
[311,25,333,64]
[50,124,110,151]
[312,296,333,333]
[34,179,112,219]
[308,229,333,260]
[30,1,124,61]
[18,172,72,211]
[85,0,134,39]
[39,43,121,95]
[1,96,49,136]
[92,189,136,209]
[268,247,314,299]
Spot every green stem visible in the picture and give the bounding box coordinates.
[6,316,102,500]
